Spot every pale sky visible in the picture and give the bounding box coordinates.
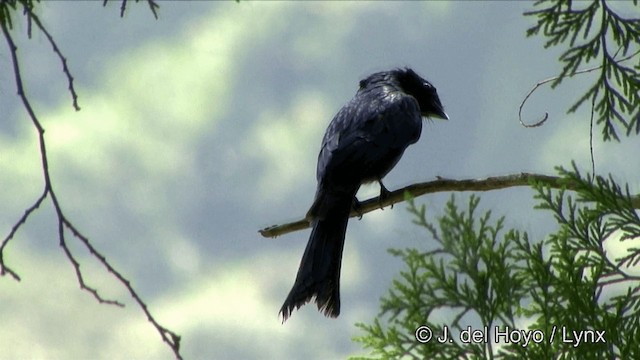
[1,2,638,359]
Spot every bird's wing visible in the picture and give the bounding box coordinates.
[316,92,422,184]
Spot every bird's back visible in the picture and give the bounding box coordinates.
[315,82,423,192]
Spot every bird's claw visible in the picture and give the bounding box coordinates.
[378,181,393,210]
[352,197,364,220]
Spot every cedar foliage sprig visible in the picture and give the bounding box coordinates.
[525,0,640,141]
[353,165,640,359]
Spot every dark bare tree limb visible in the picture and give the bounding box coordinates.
[1,5,122,306]
[259,173,640,238]
[1,3,181,359]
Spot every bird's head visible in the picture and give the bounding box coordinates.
[394,68,449,120]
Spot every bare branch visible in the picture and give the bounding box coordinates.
[57,219,126,307]
[120,0,127,17]
[259,173,640,238]
[63,219,182,358]
[1,4,125,307]
[102,0,160,20]
[21,4,80,110]
[519,77,551,128]
[0,189,47,281]
[1,9,181,359]
[518,48,640,128]
[146,0,159,20]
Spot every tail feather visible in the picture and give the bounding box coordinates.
[280,192,352,321]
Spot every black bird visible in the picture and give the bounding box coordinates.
[280,68,448,321]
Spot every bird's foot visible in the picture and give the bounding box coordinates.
[378,181,393,210]
[352,197,364,220]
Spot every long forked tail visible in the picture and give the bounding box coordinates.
[279,191,352,321]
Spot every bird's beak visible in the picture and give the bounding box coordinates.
[430,106,449,120]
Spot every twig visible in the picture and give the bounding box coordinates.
[519,86,550,128]
[518,48,640,180]
[259,172,640,238]
[518,48,640,128]
[597,273,640,289]
[589,90,596,181]
[0,189,47,280]
[64,219,182,357]
[145,0,159,20]
[120,0,127,17]
[102,0,159,20]
[21,4,80,110]
[58,218,126,307]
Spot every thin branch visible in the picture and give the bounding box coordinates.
[597,273,640,288]
[518,48,640,127]
[64,219,182,358]
[1,12,43,133]
[1,11,181,360]
[0,189,47,281]
[2,4,123,307]
[589,90,596,181]
[260,172,640,238]
[102,0,159,20]
[58,219,125,307]
[21,4,80,111]
[120,0,127,17]
[145,0,159,20]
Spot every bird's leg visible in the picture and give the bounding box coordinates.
[377,180,393,210]
[352,196,364,220]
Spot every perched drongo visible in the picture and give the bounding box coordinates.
[280,68,448,321]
